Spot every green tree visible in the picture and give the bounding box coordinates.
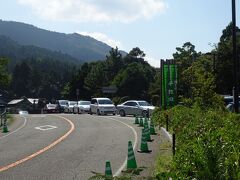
[148,71,161,106]
[11,62,31,97]
[183,54,223,108]
[214,23,240,94]
[113,62,149,99]
[124,47,146,65]
[104,47,123,82]
[173,42,200,98]
[65,63,91,100]
[84,61,106,96]
[0,57,10,89]
[28,68,42,97]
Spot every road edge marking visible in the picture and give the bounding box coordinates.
[0,115,74,172]
[105,117,138,177]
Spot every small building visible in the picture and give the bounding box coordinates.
[7,97,40,114]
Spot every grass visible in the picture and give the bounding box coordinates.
[153,140,173,177]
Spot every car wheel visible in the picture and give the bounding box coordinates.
[97,109,101,115]
[119,109,125,117]
[142,110,148,117]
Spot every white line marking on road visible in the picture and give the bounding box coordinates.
[35,125,57,131]
[31,115,46,118]
[106,117,138,177]
[0,116,27,140]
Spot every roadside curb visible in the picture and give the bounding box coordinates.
[160,127,172,143]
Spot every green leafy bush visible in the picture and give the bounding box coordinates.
[152,105,240,179]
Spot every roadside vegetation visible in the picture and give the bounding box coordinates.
[152,23,240,179]
[153,105,240,179]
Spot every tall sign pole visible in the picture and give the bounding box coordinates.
[232,0,239,113]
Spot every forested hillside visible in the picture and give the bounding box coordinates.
[0,35,80,71]
[0,20,117,62]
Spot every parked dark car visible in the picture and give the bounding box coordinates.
[226,102,240,112]
[57,100,68,113]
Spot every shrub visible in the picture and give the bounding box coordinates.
[152,105,240,179]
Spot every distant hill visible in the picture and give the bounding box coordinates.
[0,20,117,62]
[0,35,79,71]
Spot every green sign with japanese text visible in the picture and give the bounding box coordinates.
[161,60,177,109]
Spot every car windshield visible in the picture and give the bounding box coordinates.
[79,101,90,105]
[98,99,113,105]
[69,101,77,105]
[138,101,151,106]
[59,100,68,105]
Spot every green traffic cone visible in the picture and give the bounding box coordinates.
[105,161,113,178]
[2,121,8,133]
[144,117,148,125]
[127,141,137,170]
[138,129,152,153]
[144,124,152,142]
[139,117,144,127]
[144,119,149,129]
[150,121,157,135]
[134,115,139,124]
[2,126,8,133]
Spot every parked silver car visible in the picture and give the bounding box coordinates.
[65,101,77,113]
[73,101,91,114]
[58,100,68,113]
[90,98,116,115]
[117,100,155,117]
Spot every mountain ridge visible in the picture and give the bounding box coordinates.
[0,35,80,71]
[0,20,118,62]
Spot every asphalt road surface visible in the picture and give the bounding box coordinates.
[0,114,139,180]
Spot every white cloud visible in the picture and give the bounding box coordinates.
[77,31,122,48]
[17,0,167,23]
[145,56,160,68]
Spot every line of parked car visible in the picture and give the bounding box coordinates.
[43,97,155,117]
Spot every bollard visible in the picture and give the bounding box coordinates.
[134,115,139,124]
[105,161,113,178]
[172,133,176,156]
[2,114,8,133]
[166,115,169,132]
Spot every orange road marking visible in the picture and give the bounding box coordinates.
[0,115,75,172]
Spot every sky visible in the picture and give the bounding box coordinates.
[0,0,239,67]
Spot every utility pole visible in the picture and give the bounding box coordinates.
[232,0,239,113]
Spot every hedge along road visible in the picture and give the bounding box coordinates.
[0,114,137,180]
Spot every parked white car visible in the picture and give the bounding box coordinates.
[89,98,116,115]
[73,101,91,114]
[117,100,155,117]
